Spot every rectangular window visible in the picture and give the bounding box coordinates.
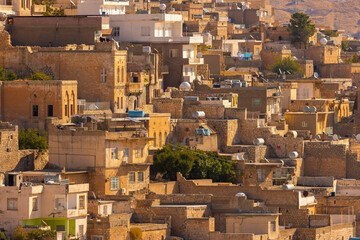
[54,197,66,210]
[302,121,308,128]
[32,197,38,211]
[129,172,135,183]
[48,105,53,117]
[71,104,74,115]
[110,176,119,190]
[121,97,123,109]
[78,225,84,237]
[7,198,18,210]
[117,97,120,109]
[103,205,108,216]
[56,225,65,231]
[123,148,129,162]
[138,172,144,182]
[111,148,118,159]
[65,105,68,117]
[32,105,38,117]
[169,49,178,58]
[270,221,276,232]
[113,27,120,37]
[135,148,143,158]
[100,68,107,83]
[257,169,265,183]
[79,195,85,210]
[141,26,150,36]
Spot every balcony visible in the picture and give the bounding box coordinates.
[126,82,144,94]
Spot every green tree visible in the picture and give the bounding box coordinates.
[19,128,48,150]
[34,0,64,16]
[287,12,316,48]
[342,41,349,52]
[270,57,303,74]
[13,227,27,240]
[323,30,339,37]
[27,229,55,240]
[152,144,236,183]
[345,53,359,63]
[29,72,52,81]
[0,231,7,240]
[0,66,17,81]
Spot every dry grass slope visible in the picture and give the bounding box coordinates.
[270,0,360,36]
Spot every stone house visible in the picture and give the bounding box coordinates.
[0,173,89,239]
[0,30,128,113]
[48,123,153,197]
[0,80,77,131]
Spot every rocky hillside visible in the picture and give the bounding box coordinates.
[270,0,360,36]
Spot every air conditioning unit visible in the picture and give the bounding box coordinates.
[121,188,126,194]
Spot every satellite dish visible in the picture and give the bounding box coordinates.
[303,106,310,112]
[88,104,99,111]
[320,38,328,46]
[333,134,339,141]
[310,41,315,46]
[159,3,166,11]
[292,56,298,60]
[303,191,309,197]
[309,106,317,112]
[282,45,287,49]
[356,134,360,142]
[315,135,321,140]
[179,81,191,91]
[314,72,319,78]
[236,154,245,160]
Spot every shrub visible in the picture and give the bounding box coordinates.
[29,72,52,81]
[19,128,48,150]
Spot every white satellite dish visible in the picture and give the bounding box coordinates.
[356,134,360,142]
[282,45,287,49]
[314,72,319,78]
[320,38,328,46]
[159,3,166,11]
[315,135,321,140]
[333,134,339,141]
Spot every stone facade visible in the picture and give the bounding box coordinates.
[0,80,77,130]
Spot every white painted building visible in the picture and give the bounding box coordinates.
[77,0,129,15]
[109,14,203,44]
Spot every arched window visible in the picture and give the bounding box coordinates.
[159,132,162,147]
[153,133,157,147]
[117,66,120,83]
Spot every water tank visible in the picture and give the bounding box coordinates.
[289,151,299,159]
[320,38,328,46]
[192,111,205,118]
[303,106,310,112]
[309,106,317,113]
[283,184,295,190]
[179,81,191,91]
[287,131,298,138]
[128,111,145,118]
[184,96,199,101]
[253,138,265,145]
